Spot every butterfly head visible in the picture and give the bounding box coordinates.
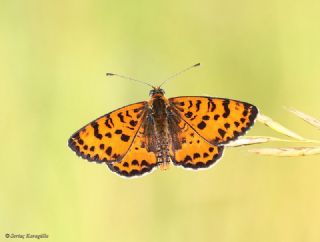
[149,87,165,97]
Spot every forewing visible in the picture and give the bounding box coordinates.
[169,96,258,145]
[169,117,224,169]
[68,102,146,162]
[107,122,158,177]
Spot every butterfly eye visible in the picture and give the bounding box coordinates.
[149,90,155,96]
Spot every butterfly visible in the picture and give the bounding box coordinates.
[68,64,258,177]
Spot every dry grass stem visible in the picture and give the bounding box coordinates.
[249,147,320,157]
[235,109,320,157]
[226,136,273,147]
[228,136,320,147]
[286,107,320,129]
[257,114,305,141]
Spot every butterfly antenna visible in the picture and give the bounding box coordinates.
[159,63,200,87]
[106,72,155,88]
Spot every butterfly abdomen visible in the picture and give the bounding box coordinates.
[150,96,171,169]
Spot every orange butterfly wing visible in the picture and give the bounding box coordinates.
[169,117,224,169]
[68,102,146,163]
[107,126,158,177]
[169,96,258,145]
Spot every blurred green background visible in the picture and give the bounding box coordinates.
[1,0,320,241]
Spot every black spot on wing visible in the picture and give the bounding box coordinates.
[222,100,230,118]
[185,111,193,118]
[202,115,210,120]
[248,105,258,122]
[184,155,192,163]
[105,132,112,138]
[233,130,240,137]
[197,121,207,130]
[207,98,216,112]
[218,128,226,138]
[112,153,120,159]
[224,123,230,129]
[195,100,201,112]
[141,160,149,166]
[125,110,132,118]
[117,112,125,123]
[106,146,112,156]
[91,121,102,139]
[129,120,138,127]
[121,134,130,142]
[193,153,201,159]
[105,118,113,129]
